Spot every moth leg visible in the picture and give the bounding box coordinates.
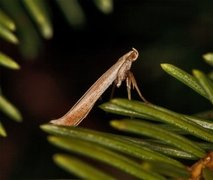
[110,82,116,99]
[126,71,149,103]
[126,73,132,100]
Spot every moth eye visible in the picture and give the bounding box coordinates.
[129,48,139,61]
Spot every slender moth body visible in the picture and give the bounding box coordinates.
[50,48,144,126]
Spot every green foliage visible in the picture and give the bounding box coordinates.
[55,0,86,28]
[0,121,6,137]
[0,95,22,122]
[93,0,113,14]
[0,52,20,69]
[0,52,21,137]
[0,94,22,137]
[0,10,15,31]
[41,58,213,179]
[22,0,53,39]
[203,53,213,66]
[53,154,116,180]
[41,125,183,167]
[110,119,205,157]
[161,64,208,99]
[0,23,18,44]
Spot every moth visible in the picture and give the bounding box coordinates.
[50,48,146,126]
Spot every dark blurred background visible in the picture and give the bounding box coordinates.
[1,0,213,179]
